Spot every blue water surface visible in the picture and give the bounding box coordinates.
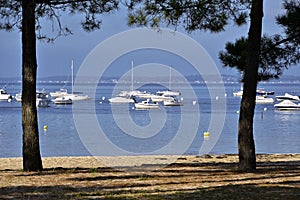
[0,82,299,157]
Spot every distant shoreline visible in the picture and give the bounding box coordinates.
[1,75,300,85]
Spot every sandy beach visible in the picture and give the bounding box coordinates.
[0,154,299,199]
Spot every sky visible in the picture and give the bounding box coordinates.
[0,0,299,80]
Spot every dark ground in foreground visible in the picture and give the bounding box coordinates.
[0,154,299,199]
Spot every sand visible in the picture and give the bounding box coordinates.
[0,154,299,199]
[0,154,299,170]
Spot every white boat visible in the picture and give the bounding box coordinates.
[256,89,275,96]
[36,91,51,107]
[120,90,153,99]
[233,83,243,97]
[152,90,181,102]
[50,88,69,98]
[163,96,184,106]
[15,90,51,107]
[108,96,135,103]
[152,67,182,102]
[151,92,174,102]
[135,99,159,109]
[233,90,243,97]
[0,88,12,101]
[15,93,22,102]
[53,96,73,105]
[233,88,274,97]
[109,61,143,104]
[51,60,90,101]
[64,93,90,101]
[276,93,300,102]
[255,96,274,104]
[274,100,300,110]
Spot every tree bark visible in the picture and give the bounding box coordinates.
[22,0,43,171]
[238,0,263,172]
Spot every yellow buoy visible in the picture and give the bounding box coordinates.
[203,131,210,137]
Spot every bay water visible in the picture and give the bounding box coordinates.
[0,82,299,157]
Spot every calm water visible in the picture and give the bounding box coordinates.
[0,82,299,157]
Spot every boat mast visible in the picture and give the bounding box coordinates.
[169,66,172,90]
[71,60,74,95]
[131,60,134,91]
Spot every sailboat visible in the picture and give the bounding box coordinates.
[52,60,89,104]
[108,61,136,103]
[151,66,183,106]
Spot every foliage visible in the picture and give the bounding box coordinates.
[219,0,300,82]
[277,0,300,46]
[126,0,251,33]
[0,0,119,42]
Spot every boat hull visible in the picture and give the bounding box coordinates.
[274,100,300,110]
[36,99,51,107]
[0,89,12,100]
[53,97,73,105]
[135,104,159,109]
[109,97,134,103]
[135,100,159,109]
[255,96,274,104]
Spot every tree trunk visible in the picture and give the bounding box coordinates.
[22,0,43,171]
[238,0,263,172]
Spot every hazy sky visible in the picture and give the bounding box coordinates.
[0,0,298,79]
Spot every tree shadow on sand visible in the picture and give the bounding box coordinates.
[0,160,299,199]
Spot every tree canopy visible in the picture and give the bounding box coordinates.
[219,0,300,81]
[126,0,251,32]
[0,0,119,42]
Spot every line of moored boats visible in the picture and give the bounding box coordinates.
[233,88,300,110]
[108,89,184,109]
[2,85,300,110]
[0,87,90,107]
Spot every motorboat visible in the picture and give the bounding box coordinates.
[256,89,275,96]
[50,88,69,98]
[151,92,174,102]
[15,90,51,107]
[119,90,153,99]
[163,96,184,106]
[233,90,243,97]
[152,90,181,102]
[276,93,300,102]
[15,93,22,102]
[255,96,274,104]
[64,93,90,101]
[157,90,181,96]
[274,100,300,110]
[53,96,73,105]
[233,89,274,97]
[0,88,12,101]
[36,91,51,107]
[108,96,135,103]
[135,99,159,109]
